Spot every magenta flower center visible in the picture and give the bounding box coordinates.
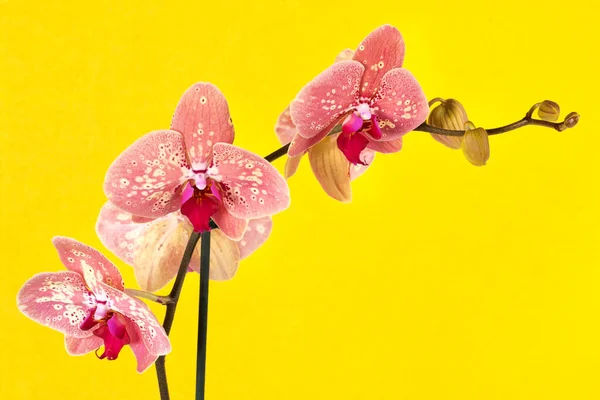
[336,102,382,165]
[180,162,222,232]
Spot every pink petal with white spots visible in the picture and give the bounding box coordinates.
[65,335,103,355]
[237,217,273,259]
[189,229,241,281]
[373,68,428,141]
[99,282,171,359]
[211,143,290,219]
[104,130,190,219]
[288,130,328,158]
[212,207,248,241]
[366,137,403,153]
[335,48,355,62]
[133,214,192,292]
[52,237,125,293]
[96,202,146,266]
[290,60,364,140]
[353,25,405,98]
[126,317,159,373]
[17,272,94,338]
[275,106,296,145]
[171,82,235,166]
[350,149,375,181]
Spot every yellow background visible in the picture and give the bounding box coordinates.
[1,0,598,399]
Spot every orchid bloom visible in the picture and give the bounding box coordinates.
[276,25,428,201]
[104,82,290,241]
[17,237,171,373]
[96,202,273,292]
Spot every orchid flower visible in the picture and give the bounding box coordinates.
[96,202,273,292]
[104,82,290,240]
[276,25,428,201]
[17,237,171,373]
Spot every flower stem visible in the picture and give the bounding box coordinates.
[156,231,202,400]
[196,230,211,400]
[124,288,170,305]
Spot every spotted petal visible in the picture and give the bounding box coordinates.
[290,60,364,140]
[374,68,428,141]
[212,207,248,241]
[96,202,146,266]
[275,106,296,145]
[100,282,171,360]
[104,130,190,219]
[17,272,93,338]
[288,130,328,158]
[211,143,290,219]
[237,217,273,259]
[65,335,103,355]
[126,317,160,373]
[52,237,124,294]
[308,135,352,202]
[353,25,405,98]
[189,229,241,281]
[171,82,235,166]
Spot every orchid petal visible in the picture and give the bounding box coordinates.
[125,317,159,373]
[367,115,382,139]
[65,335,103,356]
[52,237,125,292]
[17,272,93,338]
[211,207,248,241]
[342,113,363,135]
[237,217,273,259]
[353,25,405,98]
[374,68,428,141]
[275,106,297,145]
[96,202,146,266]
[189,229,241,281]
[132,215,192,292]
[211,143,290,219]
[288,130,328,157]
[308,136,352,202]
[350,150,375,181]
[335,48,355,62]
[366,137,403,154]
[290,60,364,139]
[171,82,234,166]
[104,130,190,219]
[99,282,171,359]
[284,153,304,179]
[337,132,370,165]
[181,195,220,233]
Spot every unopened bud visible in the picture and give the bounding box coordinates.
[461,121,490,166]
[428,98,467,149]
[537,100,560,122]
[562,112,580,129]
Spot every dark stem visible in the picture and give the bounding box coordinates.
[196,230,211,400]
[264,143,290,162]
[156,231,202,400]
[414,117,568,136]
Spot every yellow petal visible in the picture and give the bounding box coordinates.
[190,229,241,281]
[461,126,490,166]
[285,154,303,179]
[307,135,352,202]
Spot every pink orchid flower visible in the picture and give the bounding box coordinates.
[17,237,171,373]
[276,25,428,201]
[104,82,290,240]
[96,202,273,292]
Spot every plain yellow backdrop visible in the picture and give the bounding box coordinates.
[1,0,598,399]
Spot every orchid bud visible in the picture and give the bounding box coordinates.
[428,98,468,149]
[461,121,490,166]
[537,100,560,122]
[562,112,580,129]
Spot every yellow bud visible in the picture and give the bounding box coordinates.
[563,112,580,129]
[428,98,467,149]
[461,122,490,166]
[537,100,560,122]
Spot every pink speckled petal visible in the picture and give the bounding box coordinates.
[374,68,428,141]
[211,143,290,219]
[290,60,364,139]
[125,317,159,373]
[335,48,355,62]
[104,130,190,219]
[96,202,146,266]
[189,229,241,281]
[366,137,403,153]
[288,130,328,157]
[212,206,248,241]
[100,282,171,359]
[52,237,125,293]
[350,149,375,181]
[275,106,296,145]
[237,217,273,259]
[171,82,235,166]
[353,25,405,98]
[65,334,103,356]
[17,272,94,338]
